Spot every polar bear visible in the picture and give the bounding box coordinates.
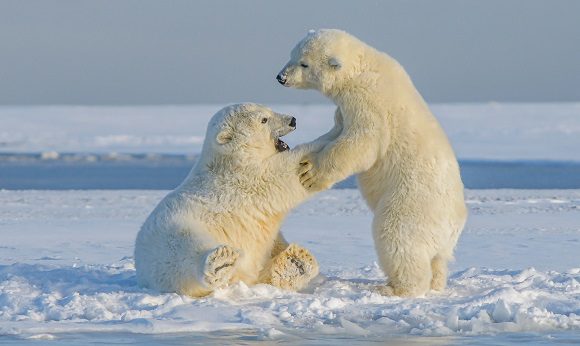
[134,103,319,297]
[277,29,467,297]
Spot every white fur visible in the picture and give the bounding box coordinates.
[279,29,467,297]
[135,103,319,297]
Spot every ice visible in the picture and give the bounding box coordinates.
[492,299,513,323]
[1,103,579,161]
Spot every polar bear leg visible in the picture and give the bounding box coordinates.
[270,232,290,259]
[376,247,432,297]
[200,245,239,289]
[430,255,448,291]
[260,243,319,291]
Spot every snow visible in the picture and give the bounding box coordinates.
[1,103,580,161]
[1,103,579,343]
[0,189,579,342]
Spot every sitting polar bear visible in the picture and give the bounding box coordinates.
[135,103,319,297]
[277,29,467,297]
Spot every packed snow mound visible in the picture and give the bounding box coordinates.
[0,260,578,338]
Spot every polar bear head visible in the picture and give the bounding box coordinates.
[202,103,296,164]
[277,29,367,96]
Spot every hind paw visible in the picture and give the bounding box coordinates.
[269,244,319,291]
[202,245,239,289]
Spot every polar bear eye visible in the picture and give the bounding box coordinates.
[300,63,309,68]
[261,117,268,124]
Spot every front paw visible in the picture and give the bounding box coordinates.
[298,155,331,191]
[306,178,331,192]
[298,153,315,178]
[301,170,332,192]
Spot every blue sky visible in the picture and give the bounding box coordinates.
[0,0,579,105]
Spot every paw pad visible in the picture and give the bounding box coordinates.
[202,245,239,289]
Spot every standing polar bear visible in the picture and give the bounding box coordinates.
[277,29,467,297]
[135,103,319,297]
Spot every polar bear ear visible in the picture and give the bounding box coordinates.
[216,128,233,144]
[328,57,342,69]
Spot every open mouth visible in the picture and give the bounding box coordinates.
[275,138,290,152]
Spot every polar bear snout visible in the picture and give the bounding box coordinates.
[272,114,296,152]
[273,113,297,137]
[276,72,288,86]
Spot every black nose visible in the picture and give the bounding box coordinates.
[289,117,296,128]
[276,73,287,85]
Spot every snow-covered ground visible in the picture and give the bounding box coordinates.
[0,189,578,344]
[1,103,580,161]
[1,103,579,344]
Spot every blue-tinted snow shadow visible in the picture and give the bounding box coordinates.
[0,261,139,295]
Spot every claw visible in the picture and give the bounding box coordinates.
[298,160,313,176]
[300,172,316,186]
[298,166,310,176]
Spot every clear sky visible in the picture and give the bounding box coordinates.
[1,0,579,105]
